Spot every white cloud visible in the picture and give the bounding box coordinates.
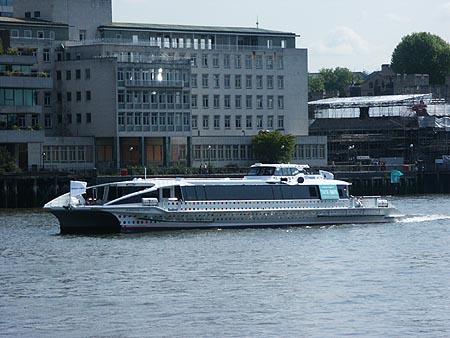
[312,26,371,56]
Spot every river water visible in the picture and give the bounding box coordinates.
[1,195,450,338]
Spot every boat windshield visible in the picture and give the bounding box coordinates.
[247,167,276,176]
[247,166,302,176]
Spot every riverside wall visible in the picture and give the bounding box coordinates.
[1,170,450,209]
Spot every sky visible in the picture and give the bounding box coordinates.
[112,0,450,73]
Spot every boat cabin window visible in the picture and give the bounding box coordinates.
[108,189,159,205]
[247,167,275,176]
[105,186,144,202]
[337,185,349,198]
[181,184,321,201]
[162,188,171,198]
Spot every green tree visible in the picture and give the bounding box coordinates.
[0,146,18,175]
[391,32,450,85]
[308,75,324,95]
[309,67,361,98]
[252,130,296,163]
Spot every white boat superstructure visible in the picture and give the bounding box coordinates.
[44,163,401,234]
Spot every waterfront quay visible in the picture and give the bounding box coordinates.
[1,166,450,208]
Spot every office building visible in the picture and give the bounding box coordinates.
[1,0,326,171]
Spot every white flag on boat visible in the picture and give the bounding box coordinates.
[70,180,87,196]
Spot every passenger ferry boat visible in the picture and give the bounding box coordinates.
[44,163,401,234]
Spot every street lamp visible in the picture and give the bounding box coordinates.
[129,146,134,165]
[41,151,46,171]
[207,145,211,169]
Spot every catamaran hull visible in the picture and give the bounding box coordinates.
[50,209,121,234]
[49,207,398,234]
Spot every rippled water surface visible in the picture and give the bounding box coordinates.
[1,196,450,337]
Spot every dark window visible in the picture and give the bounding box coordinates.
[162,188,171,198]
[34,11,40,18]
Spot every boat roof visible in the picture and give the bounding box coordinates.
[250,163,310,169]
[91,176,351,189]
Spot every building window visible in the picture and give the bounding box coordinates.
[49,31,55,40]
[235,115,242,129]
[191,95,198,108]
[56,71,61,80]
[25,12,31,19]
[214,115,220,129]
[246,95,252,109]
[43,49,50,62]
[278,75,284,89]
[34,11,41,18]
[224,115,231,129]
[246,115,252,129]
[79,30,86,41]
[256,115,263,128]
[202,115,209,129]
[224,54,230,68]
[86,91,91,101]
[202,74,208,88]
[190,54,197,67]
[202,95,209,108]
[76,91,82,101]
[277,55,284,69]
[85,68,91,80]
[66,114,72,124]
[224,95,231,109]
[235,95,242,109]
[255,55,263,69]
[202,54,208,67]
[191,115,198,129]
[224,74,231,88]
[37,31,44,39]
[44,92,51,106]
[278,96,284,109]
[66,70,71,80]
[77,114,82,124]
[267,115,274,129]
[213,95,220,108]
[235,75,241,89]
[267,95,274,109]
[245,55,252,69]
[277,115,284,129]
[66,92,72,102]
[266,55,273,69]
[213,74,220,88]
[234,55,241,68]
[246,75,252,89]
[191,74,197,87]
[76,69,81,79]
[256,95,263,109]
[256,75,263,89]
[10,30,18,38]
[24,30,31,38]
[85,113,92,123]
[212,54,219,68]
[267,75,273,89]
[44,114,52,128]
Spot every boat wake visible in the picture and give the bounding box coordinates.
[398,215,450,223]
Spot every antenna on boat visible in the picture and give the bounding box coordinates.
[144,167,147,179]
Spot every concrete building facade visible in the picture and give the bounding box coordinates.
[0,0,326,172]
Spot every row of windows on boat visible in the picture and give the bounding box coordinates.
[87,184,349,205]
